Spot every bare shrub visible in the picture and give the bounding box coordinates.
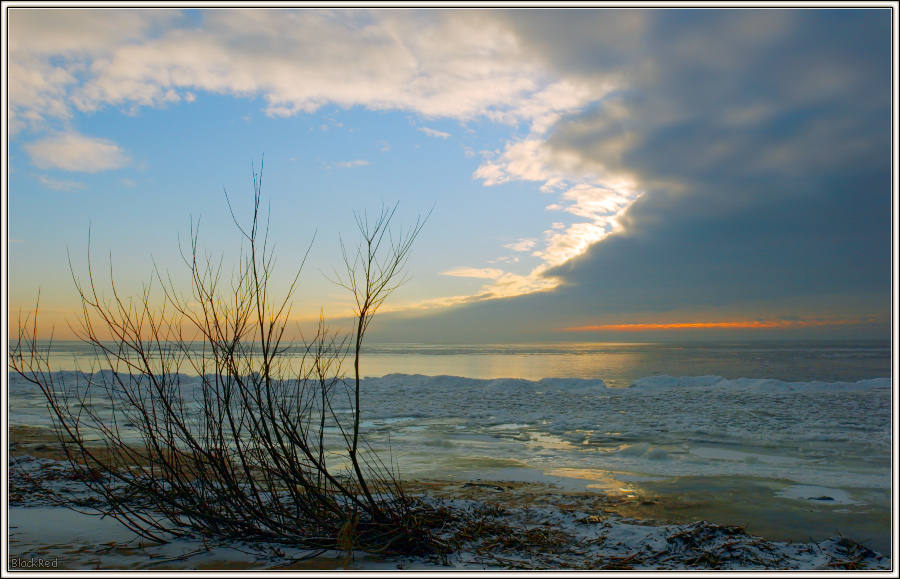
[9,168,445,558]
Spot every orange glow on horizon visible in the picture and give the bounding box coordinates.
[562,318,876,333]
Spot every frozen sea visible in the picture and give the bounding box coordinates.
[7,339,895,557]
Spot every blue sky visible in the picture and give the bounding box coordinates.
[5,7,895,342]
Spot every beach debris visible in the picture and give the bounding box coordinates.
[462,482,514,492]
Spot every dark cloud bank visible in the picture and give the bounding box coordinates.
[380,9,892,342]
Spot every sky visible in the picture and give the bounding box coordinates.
[4,7,896,343]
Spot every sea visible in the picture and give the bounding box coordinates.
[11,338,892,386]
[6,339,895,556]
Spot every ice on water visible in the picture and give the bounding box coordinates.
[9,370,890,492]
[7,367,893,566]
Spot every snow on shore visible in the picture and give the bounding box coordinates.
[7,455,891,571]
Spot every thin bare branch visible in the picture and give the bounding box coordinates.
[10,169,441,557]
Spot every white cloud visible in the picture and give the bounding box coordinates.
[6,58,75,134]
[418,127,451,139]
[25,133,130,172]
[34,174,87,192]
[554,183,635,220]
[333,159,369,168]
[503,238,536,252]
[533,221,614,268]
[6,9,639,305]
[7,9,180,133]
[488,256,519,264]
[472,133,643,288]
[394,269,557,312]
[79,10,557,120]
[9,9,177,56]
[473,138,551,186]
[9,10,600,133]
[440,267,505,279]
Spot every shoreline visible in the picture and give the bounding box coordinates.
[7,425,892,570]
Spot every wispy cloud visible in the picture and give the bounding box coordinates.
[332,159,369,169]
[25,132,130,172]
[440,267,505,279]
[33,174,86,191]
[9,9,886,326]
[385,270,557,313]
[503,238,536,252]
[418,127,450,139]
[7,9,613,310]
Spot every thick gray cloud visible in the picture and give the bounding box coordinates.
[541,10,891,299]
[377,9,892,341]
[539,10,889,183]
[549,173,890,309]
